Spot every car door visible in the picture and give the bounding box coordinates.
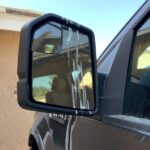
[69,1,150,150]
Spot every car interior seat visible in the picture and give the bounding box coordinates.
[46,77,71,107]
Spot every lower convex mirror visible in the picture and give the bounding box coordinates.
[17,14,98,115]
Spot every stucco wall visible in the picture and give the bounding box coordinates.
[0,30,34,149]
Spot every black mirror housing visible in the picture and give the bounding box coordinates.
[17,13,98,115]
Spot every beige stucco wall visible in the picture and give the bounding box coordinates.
[0,30,34,149]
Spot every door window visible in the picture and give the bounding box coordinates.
[124,17,150,118]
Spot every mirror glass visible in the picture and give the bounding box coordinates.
[31,21,94,110]
[32,22,61,54]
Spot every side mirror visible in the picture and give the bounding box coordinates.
[17,14,98,115]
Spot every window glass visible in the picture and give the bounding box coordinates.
[124,17,150,118]
[137,46,150,69]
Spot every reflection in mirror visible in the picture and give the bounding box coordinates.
[32,22,61,54]
[44,44,55,53]
[32,21,94,110]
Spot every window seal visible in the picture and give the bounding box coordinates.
[104,115,150,137]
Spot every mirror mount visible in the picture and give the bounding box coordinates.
[17,13,98,116]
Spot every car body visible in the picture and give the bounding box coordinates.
[17,1,150,150]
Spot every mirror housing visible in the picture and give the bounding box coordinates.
[17,13,98,115]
